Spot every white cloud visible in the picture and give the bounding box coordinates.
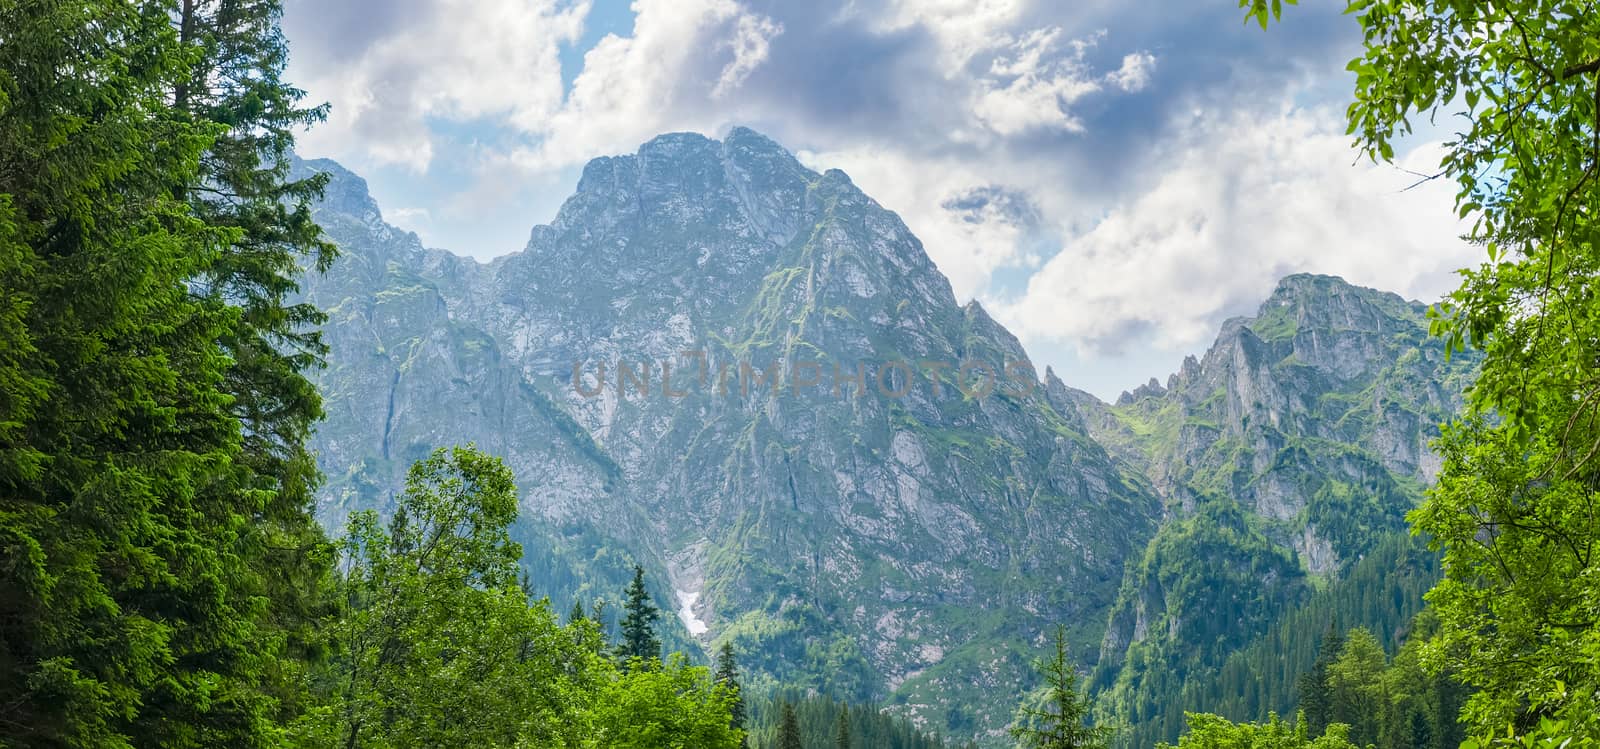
[799,147,1043,300]
[714,13,785,98]
[287,0,589,172]
[971,28,1104,136]
[511,0,782,172]
[877,0,1030,73]
[993,104,1476,353]
[1106,51,1156,92]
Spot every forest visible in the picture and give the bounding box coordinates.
[1,0,1598,747]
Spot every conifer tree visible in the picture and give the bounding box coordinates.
[716,641,749,747]
[164,0,337,709]
[1297,624,1344,735]
[569,598,588,625]
[619,564,662,662]
[0,1,296,742]
[777,703,805,749]
[834,709,852,749]
[1009,625,1110,749]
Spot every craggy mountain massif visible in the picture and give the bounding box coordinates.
[293,129,1473,745]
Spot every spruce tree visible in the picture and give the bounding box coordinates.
[0,1,289,743]
[1297,624,1343,735]
[569,598,588,625]
[715,641,749,747]
[165,0,337,710]
[1009,625,1110,749]
[618,564,662,662]
[834,709,852,749]
[777,702,805,749]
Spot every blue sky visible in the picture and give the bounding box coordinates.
[280,0,1475,400]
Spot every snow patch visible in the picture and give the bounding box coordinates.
[676,589,708,636]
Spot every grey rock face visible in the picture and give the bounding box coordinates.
[294,131,1161,738]
[1077,273,1476,738]
[293,134,1472,744]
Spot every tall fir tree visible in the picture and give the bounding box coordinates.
[569,598,588,625]
[1297,624,1344,735]
[834,709,852,749]
[619,564,662,662]
[1009,625,1110,749]
[715,641,749,747]
[777,703,805,749]
[0,1,296,744]
[164,0,337,707]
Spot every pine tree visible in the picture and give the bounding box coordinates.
[1009,625,1110,749]
[0,1,292,743]
[1406,706,1432,749]
[834,709,852,749]
[164,0,337,717]
[777,703,805,749]
[1297,623,1344,735]
[569,598,588,625]
[618,564,662,662]
[715,641,749,747]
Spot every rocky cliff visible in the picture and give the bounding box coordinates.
[296,129,1162,739]
[293,131,1472,744]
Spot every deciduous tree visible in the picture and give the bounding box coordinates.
[1247,0,1600,740]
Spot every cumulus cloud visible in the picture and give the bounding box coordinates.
[278,0,1465,389]
[970,28,1105,136]
[284,0,590,172]
[993,104,1475,354]
[510,0,784,171]
[876,0,1030,73]
[1106,51,1156,92]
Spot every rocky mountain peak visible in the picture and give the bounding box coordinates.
[289,129,1475,747]
[294,156,385,225]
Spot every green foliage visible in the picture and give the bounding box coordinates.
[1238,0,1298,30]
[746,691,973,749]
[1159,712,1357,749]
[1459,706,1600,749]
[0,0,327,743]
[292,446,576,747]
[1277,618,1469,749]
[1011,626,1110,749]
[1105,533,1445,747]
[294,446,743,748]
[1414,415,1600,736]
[585,655,745,749]
[1326,629,1387,745]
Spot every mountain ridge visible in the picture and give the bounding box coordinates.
[290,128,1467,745]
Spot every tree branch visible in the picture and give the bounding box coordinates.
[1563,60,1600,79]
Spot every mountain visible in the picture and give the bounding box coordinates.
[294,129,1162,740]
[1069,275,1476,745]
[291,129,1471,744]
